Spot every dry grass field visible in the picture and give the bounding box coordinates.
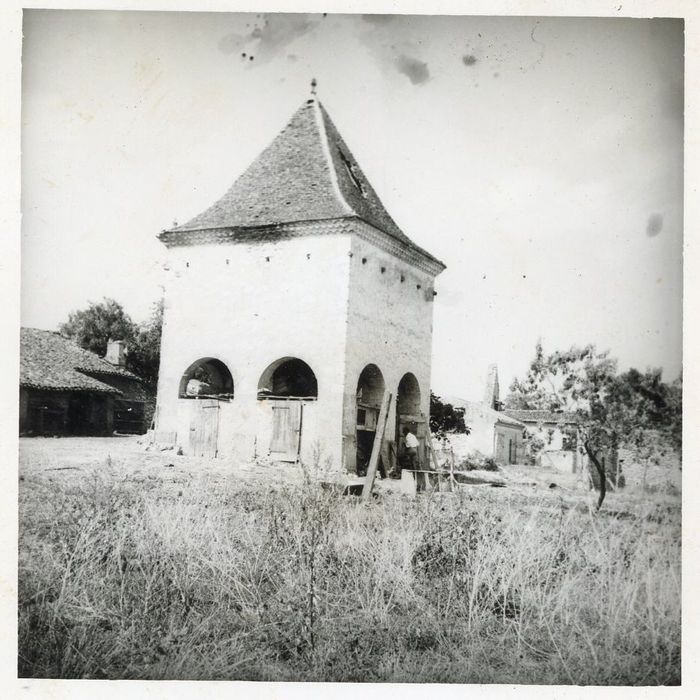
[18,437,681,684]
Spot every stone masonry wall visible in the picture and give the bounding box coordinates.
[342,229,437,471]
[155,230,352,468]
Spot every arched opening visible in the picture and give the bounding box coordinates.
[258,357,318,462]
[356,364,385,408]
[355,364,386,475]
[397,373,421,416]
[178,358,234,399]
[396,372,423,470]
[257,357,318,400]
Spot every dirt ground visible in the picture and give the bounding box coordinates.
[18,436,310,508]
[18,435,679,518]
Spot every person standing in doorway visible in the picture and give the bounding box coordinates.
[403,427,419,470]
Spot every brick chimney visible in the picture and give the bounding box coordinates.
[105,339,127,367]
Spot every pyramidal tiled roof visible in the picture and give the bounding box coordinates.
[163,98,444,270]
[20,328,140,394]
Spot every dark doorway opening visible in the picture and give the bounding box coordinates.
[355,364,385,475]
[396,372,424,470]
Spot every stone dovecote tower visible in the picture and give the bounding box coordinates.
[154,94,445,473]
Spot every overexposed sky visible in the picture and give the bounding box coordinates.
[21,10,683,399]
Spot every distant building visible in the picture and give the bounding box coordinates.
[503,409,581,473]
[153,94,445,470]
[19,329,146,436]
[444,366,525,465]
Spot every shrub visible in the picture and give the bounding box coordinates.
[456,450,500,472]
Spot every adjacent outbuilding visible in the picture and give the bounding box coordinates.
[19,329,146,436]
[502,409,582,473]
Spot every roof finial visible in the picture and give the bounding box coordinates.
[310,77,317,96]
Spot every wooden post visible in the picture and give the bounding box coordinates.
[362,391,392,503]
[427,434,440,472]
[380,441,391,479]
[388,441,397,476]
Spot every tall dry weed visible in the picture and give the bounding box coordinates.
[19,460,680,683]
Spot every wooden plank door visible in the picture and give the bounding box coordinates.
[189,399,220,458]
[269,400,302,461]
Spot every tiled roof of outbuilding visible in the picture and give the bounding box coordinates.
[20,328,140,394]
[161,98,444,270]
[503,409,580,425]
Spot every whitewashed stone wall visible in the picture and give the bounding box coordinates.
[341,232,437,471]
[155,232,352,468]
[155,221,441,472]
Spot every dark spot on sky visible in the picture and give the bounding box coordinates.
[287,54,298,62]
[241,52,246,58]
[395,55,430,85]
[646,213,664,237]
[235,15,315,65]
[462,54,478,66]
[493,72,500,78]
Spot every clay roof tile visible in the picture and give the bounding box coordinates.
[162,98,444,270]
[20,328,141,394]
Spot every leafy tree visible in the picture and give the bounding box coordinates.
[127,299,164,388]
[504,340,548,410]
[507,342,682,509]
[59,298,136,357]
[611,368,682,491]
[59,297,164,388]
[522,431,547,465]
[430,392,469,439]
[665,374,682,454]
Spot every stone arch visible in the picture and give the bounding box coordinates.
[356,363,385,408]
[355,363,386,474]
[396,372,423,469]
[397,372,421,417]
[178,358,234,399]
[257,357,318,399]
